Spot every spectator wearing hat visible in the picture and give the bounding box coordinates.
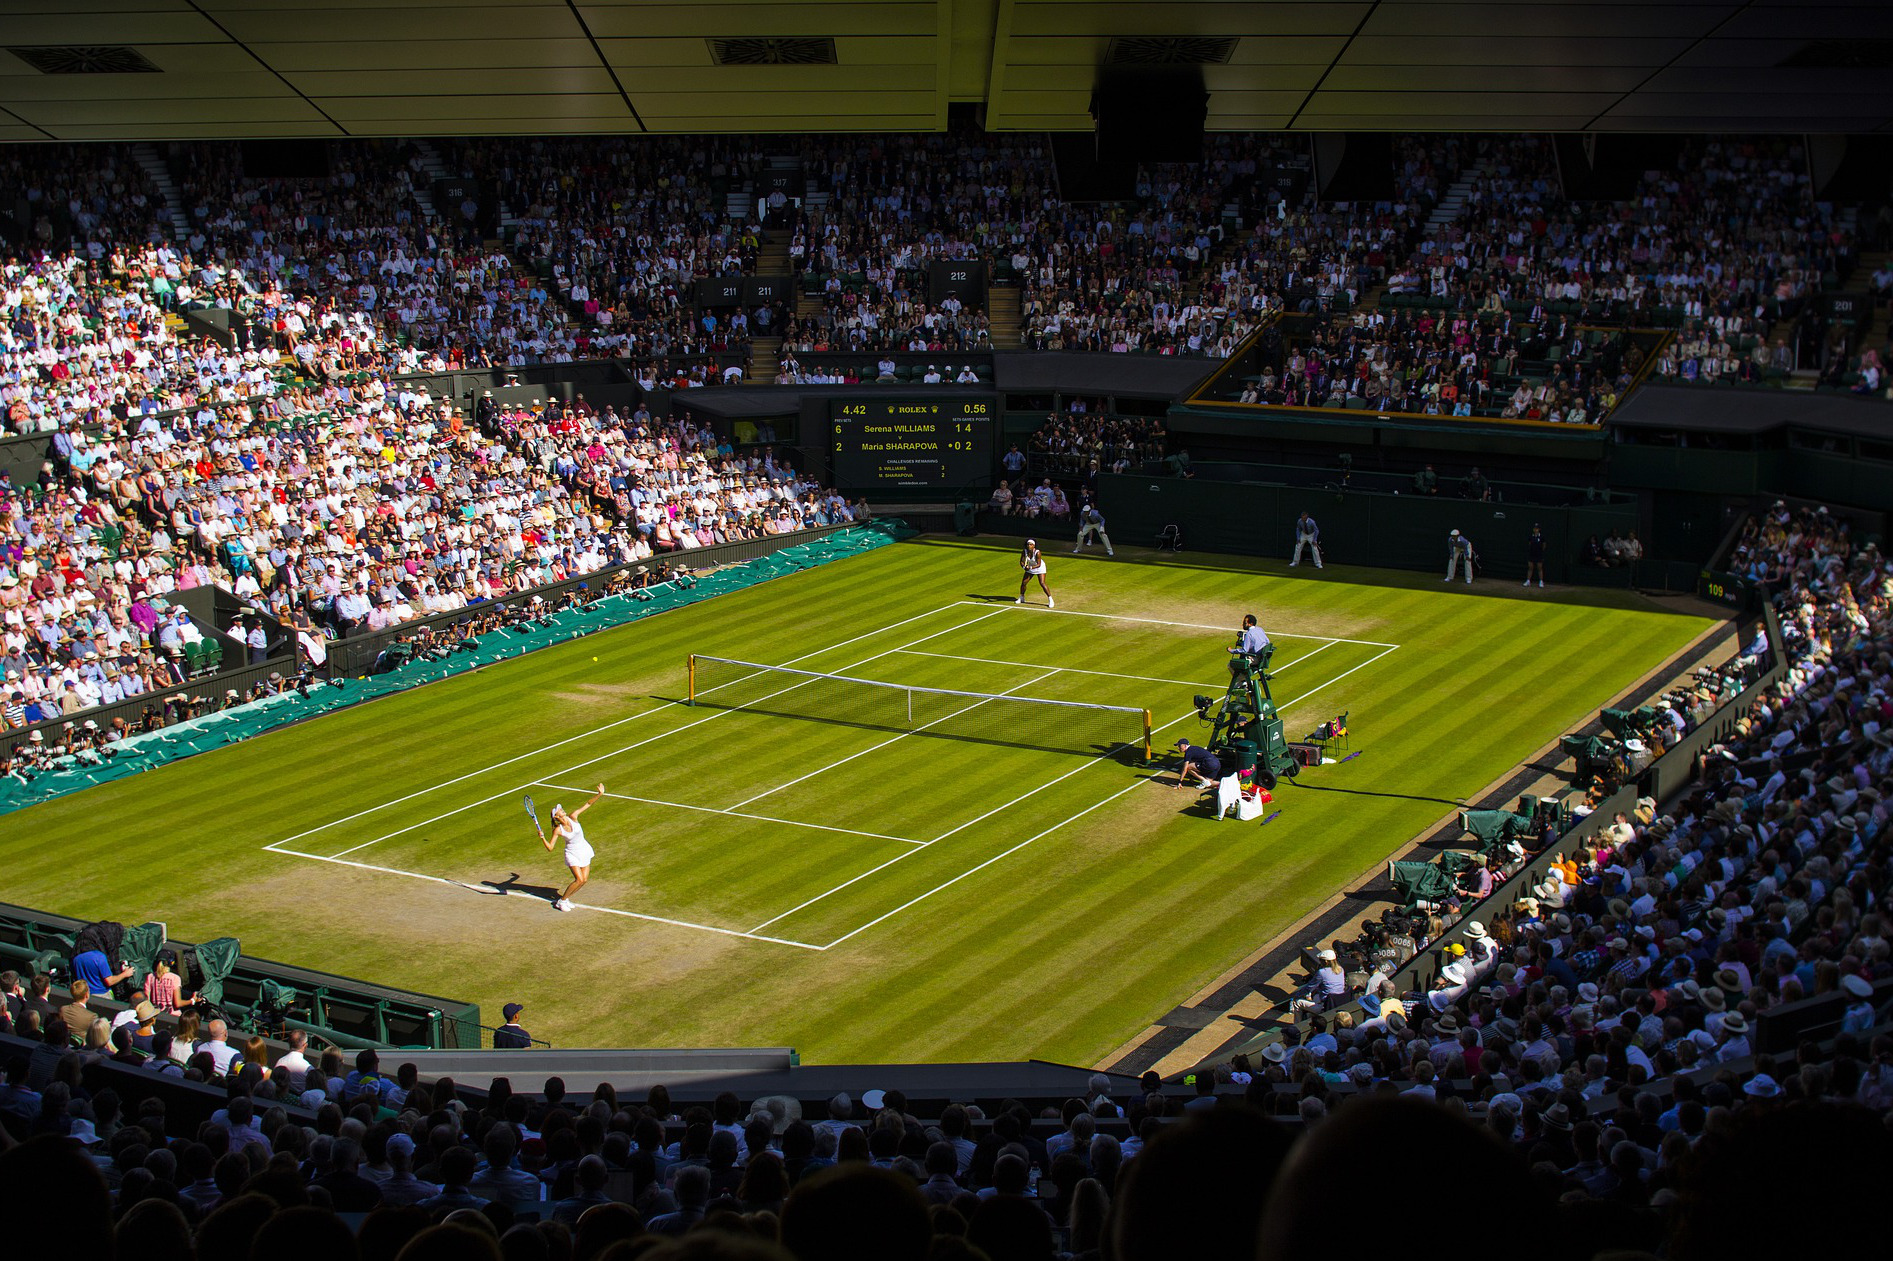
[494,1002,530,1049]
[1426,943,1478,1012]
[377,1133,441,1207]
[817,1093,860,1139]
[1841,973,1878,1033]
[1312,949,1348,1010]
[1713,1012,1752,1063]
[125,1001,161,1054]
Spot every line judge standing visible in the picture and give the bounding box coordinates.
[1446,529,1476,584]
[1290,511,1323,569]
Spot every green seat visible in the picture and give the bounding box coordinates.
[204,639,224,672]
[183,641,207,674]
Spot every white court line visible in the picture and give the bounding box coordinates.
[896,650,1225,691]
[268,845,826,950]
[821,781,1148,950]
[761,640,1404,942]
[745,705,1192,934]
[1274,639,1340,672]
[725,668,1060,812]
[271,601,967,850]
[964,601,1399,648]
[537,783,926,847]
[307,605,1005,860]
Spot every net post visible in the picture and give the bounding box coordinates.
[1142,709,1153,762]
[688,655,696,706]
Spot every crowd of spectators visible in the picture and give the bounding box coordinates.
[1021,409,1167,478]
[168,141,575,374]
[1016,135,1286,356]
[983,410,1167,520]
[777,131,1030,355]
[1242,135,1865,418]
[1239,305,1633,422]
[1650,321,1795,388]
[1395,136,1844,329]
[1,932,1886,1261]
[1198,499,1892,1222]
[453,137,767,384]
[494,396,864,562]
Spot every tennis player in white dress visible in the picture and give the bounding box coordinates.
[1017,539,1054,607]
[543,784,606,911]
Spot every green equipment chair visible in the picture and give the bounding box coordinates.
[1389,859,1455,906]
[1461,808,1535,853]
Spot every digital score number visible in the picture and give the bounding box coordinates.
[830,398,994,490]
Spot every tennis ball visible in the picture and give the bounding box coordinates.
[592,656,598,661]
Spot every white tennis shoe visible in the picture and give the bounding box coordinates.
[554,899,572,911]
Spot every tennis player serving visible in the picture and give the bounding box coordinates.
[539,784,606,912]
[1017,538,1054,607]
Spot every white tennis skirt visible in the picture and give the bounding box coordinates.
[563,841,594,868]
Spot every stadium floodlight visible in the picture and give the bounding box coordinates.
[687,655,1155,761]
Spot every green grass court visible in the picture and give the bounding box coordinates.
[9,537,1714,1065]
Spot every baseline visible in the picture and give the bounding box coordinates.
[266,844,827,950]
[966,601,1400,648]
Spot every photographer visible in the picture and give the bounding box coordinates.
[143,951,198,1016]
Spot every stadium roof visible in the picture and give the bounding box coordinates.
[0,1,1889,141]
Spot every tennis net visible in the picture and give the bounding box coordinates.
[688,655,1153,760]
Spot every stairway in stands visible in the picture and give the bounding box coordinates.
[749,232,793,382]
[131,143,191,242]
[1427,166,1479,229]
[408,140,453,224]
[987,285,1024,349]
[1855,250,1890,353]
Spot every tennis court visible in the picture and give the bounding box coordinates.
[265,600,1399,950]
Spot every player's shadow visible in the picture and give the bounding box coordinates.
[482,872,562,901]
[964,592,1022,603]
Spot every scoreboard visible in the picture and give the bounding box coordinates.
[830,397,994,490]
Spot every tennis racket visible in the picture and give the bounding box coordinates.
[523,794,542,836]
